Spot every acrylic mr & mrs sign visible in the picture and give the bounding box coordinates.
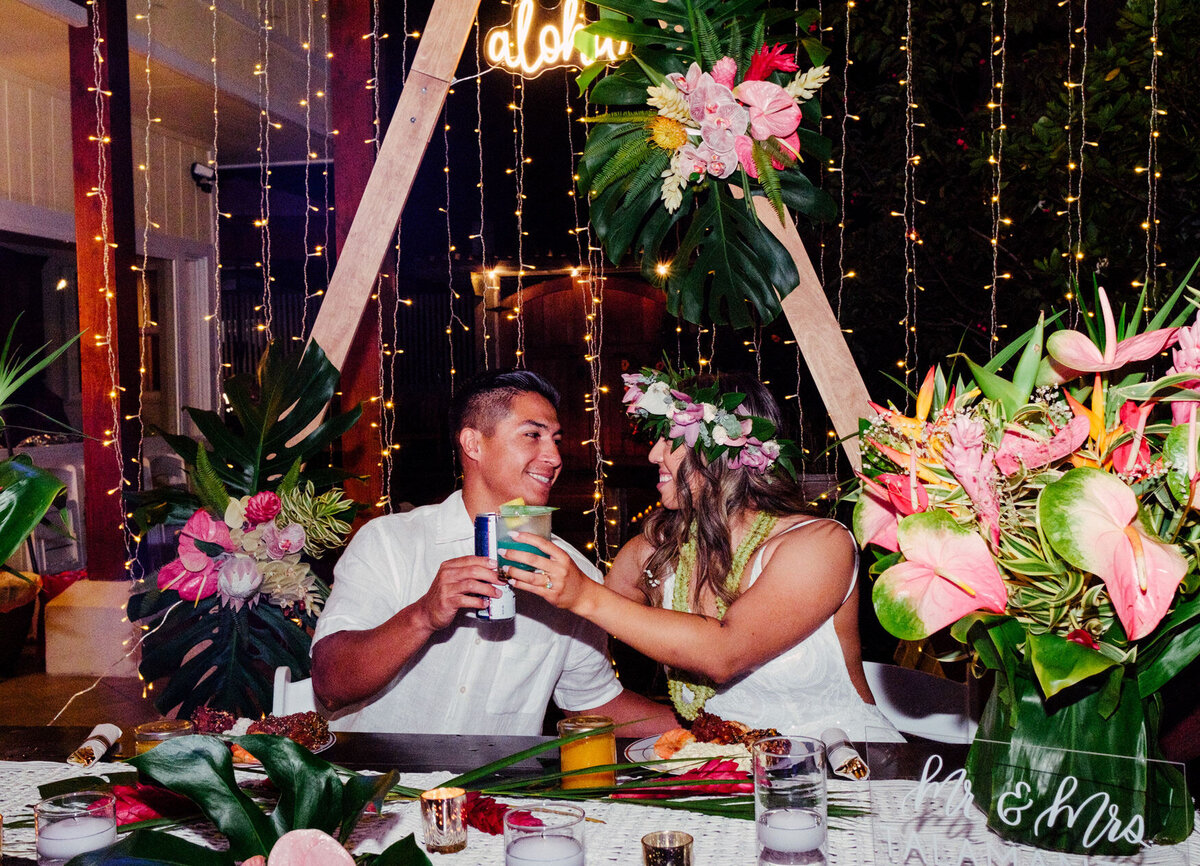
[484,0,627,77]
[870,751,1188,866]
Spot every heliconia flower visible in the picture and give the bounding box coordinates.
[699,101,749,153]
[710,56,738,89]
[177,509,235,572]
[733,80,802,140]
[1040,467,1187,640]
[245,490,282,526]
[1045,287,1181,380]
[263,522,307,560]
[688,78,735,125]
[994,415,1091,476]
[873,509,1008,641]
[744,43,800,82]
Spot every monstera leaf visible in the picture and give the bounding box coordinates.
[128,583,325,719]
[161,341,361,498]
[578,0,835,326]
[0,455,64,571]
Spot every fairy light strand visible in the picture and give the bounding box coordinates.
[300,0,315,338]
[900,0,919,395]
[513,79,526,365]
[369,0,391,509]
[1142,0,1161,301]
[987,0,1009,354]
[257,0,274,339]
[475,19,490,369]
[836,0,853,321]
[209,0,225,386]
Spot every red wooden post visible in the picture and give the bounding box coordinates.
[69,0,142,579]
[328,0,385,513]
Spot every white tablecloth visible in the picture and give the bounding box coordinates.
[2,762,1197,864]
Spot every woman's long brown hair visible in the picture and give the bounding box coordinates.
[639,373,815,609]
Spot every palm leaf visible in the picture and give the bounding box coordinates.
[751,146,787,224]
[191,447,232,514]
[694,10,722,68]
[590,134,656,198]
[579,110,659,124]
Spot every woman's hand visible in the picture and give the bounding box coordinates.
[501,532,595,613]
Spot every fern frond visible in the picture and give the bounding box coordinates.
[624,149,672,203]
[727,19,743,76]
[759,135,799,168]
[694,10,722,69]
[192,447,231,514]
[277,456,303,497]
[752,144,787,225]
[741,16,766,72]
[580,111,660,124]
[590,137,655,198]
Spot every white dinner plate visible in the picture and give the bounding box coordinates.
[624,735,750,774]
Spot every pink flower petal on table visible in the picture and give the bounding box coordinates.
[873,510,1008,641]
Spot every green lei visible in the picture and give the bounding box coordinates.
[667,512,779,720]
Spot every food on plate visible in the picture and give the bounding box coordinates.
[672,740,752,771]
[189,707,332,764]
[653,711,780,761]
[653,727,697,759]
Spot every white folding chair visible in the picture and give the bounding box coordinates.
[863,661,977,743]
[272,666,318,716]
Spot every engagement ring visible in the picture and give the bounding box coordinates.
[545,579,553,590]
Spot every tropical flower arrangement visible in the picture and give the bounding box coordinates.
[850,272,1200,855]
[128,342,361,719]
[578,0,835,328]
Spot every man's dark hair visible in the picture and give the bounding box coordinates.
[449,368,560,444]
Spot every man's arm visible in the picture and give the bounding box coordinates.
[312,554,503,712]
[579,688,679,737]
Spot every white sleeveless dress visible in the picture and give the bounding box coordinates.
[661,518,904,742]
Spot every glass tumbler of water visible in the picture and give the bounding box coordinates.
[751,735,828,865]
[504,804,585,866]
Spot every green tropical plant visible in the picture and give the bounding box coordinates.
[0,319,79,583]
[577,0,836,328]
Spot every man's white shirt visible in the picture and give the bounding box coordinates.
[312,490,622,733]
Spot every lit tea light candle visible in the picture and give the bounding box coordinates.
[420,787,467,854]
[504,834,586,866]
[36,815,118,862]
[757,807,825,854]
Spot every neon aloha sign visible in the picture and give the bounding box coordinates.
[484,0,628,77]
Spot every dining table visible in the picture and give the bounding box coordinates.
[1,726,1196,865]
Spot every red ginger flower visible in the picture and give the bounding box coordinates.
[611,758,753,799]
[745,43,799,82]
[463,792,544,835]
[112,783,199,825]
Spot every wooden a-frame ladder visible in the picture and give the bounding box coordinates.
[308,0,871,470]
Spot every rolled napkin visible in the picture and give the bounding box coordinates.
[820,727,869,780]
[68,723,122,767]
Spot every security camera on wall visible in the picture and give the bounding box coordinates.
[190,162,216,193]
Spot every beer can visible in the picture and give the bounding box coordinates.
[474,513,515,621]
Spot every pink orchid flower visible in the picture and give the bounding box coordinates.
[1040,467,1187,640]
[688,77,735,125]
[666,63,705,96]
[264,522,308,559]
[700,101,749,153]
[733,80,801,140]
[668,401,705,447]
[704,145,738,179]
[677,143,710,180]
[1045,287,1181,380]
[874,509,1008,641]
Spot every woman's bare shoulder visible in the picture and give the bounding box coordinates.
[761,516,856,577]
[606,534,655,600]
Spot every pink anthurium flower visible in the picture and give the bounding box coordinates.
[852,472,930,553]
[176,509,234,572]
[1039,467,1187,641]
[994,415,1091,476]
[1045,287,1180,379]
[733,80,801,140]
[873,509,1008,641]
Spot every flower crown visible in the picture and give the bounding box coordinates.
[621,366,799,477]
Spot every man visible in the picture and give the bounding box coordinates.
[312,368,676,735]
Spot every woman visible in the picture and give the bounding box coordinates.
[506,367,901,741]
